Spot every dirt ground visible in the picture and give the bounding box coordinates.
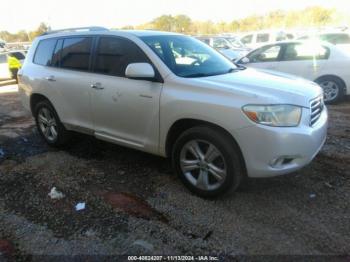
[0,86,349,260]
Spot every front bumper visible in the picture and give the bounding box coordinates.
[233,107,328,178]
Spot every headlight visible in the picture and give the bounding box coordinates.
[242,104,302,127]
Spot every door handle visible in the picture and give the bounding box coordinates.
[45,75,56,81]
[91,82,104,90]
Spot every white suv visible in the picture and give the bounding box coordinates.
[18,27,328,197]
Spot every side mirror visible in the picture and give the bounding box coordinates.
[125,63,155,80]
[240,57,250,64]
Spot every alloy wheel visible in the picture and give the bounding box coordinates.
[180,139,227,191]
[320,80,339,102]
[38,107,58,142]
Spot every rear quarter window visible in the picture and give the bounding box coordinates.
[33,39,57,66]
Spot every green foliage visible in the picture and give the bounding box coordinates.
[136,6,340,34]
[0,22,49,42]
[0,6,344,43]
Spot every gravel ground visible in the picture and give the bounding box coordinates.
[0,86,349,260]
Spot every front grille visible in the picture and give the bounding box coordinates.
[310,96,324,126]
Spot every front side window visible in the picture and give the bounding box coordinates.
[282,43,330,61]
[213,38,229,49]
[94,37,149,77]
[33,39,57,66]
[257,33,269,43]
[141,35,236,78]
[60,37,92,71]
[226,37,245,48]
[247,45,281,63]
[241,35,253,44]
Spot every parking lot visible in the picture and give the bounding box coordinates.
[0,85,349,258]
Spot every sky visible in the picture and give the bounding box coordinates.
[1,0,350,33]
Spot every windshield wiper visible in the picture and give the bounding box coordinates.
[182,73,215,78]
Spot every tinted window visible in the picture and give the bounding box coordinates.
[241,35,253,44]
[257,33,269,43]
[94,37,149,77]
[33,39,57,66]
[247,45,281,62]
[282,43,330,61]
[320,33,350,44]
[60,37,92,71]
[213,38,229,49]
[51,39,63,67]
[10,52,25,60]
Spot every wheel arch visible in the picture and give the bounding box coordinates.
[30,93,53,116]
[165,118,247,173]
[314,74,347,93]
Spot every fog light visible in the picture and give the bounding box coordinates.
[270,156,299,168]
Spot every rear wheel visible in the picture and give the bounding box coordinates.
[315,76,345,104]
[34,100,70,147]
[172,126,244,198]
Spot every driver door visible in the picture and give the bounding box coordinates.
[90,36,163,153]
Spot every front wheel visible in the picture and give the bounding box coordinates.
[172,126,244,198]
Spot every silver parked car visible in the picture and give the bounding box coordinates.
[196,36,250,60]
[19,27,327,197]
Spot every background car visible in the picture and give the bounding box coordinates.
[0,51,26,81]
[196,36,250,60]
[240,30,295,49]
[298,32,350,53]
[236,40,350,103]
[0,39,6,52]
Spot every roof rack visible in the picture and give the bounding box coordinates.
[41,26,108,36]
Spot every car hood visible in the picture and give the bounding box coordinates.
[190,68,322,108]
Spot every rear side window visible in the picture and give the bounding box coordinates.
[10,52,25,60]
[94,37,149,77]
[51,39,63,67]
[33,39,57,66]
[257,33,269,43]
[60,37,92,71]
[282,43,330,61]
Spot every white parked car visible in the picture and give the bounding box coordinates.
[298,32,350,54]
[196,36,250,60]
[0,51,26,80]
[0,53,10,80]
[237,41,350,103]
[240,31,294,49]
[19,28,327,197]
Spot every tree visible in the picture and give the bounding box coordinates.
[152,15,175,31]
[173,15,191,32]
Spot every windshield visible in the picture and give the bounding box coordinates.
[140,35,236,78]
[226,37,245,48]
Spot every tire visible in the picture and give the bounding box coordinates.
[34,100,70,147]
[315,76,345,104]
[172,126,244,198]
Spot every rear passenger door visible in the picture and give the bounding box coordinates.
[37,37,95,132]
[90,36,163,153]
[276,43,330,80]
